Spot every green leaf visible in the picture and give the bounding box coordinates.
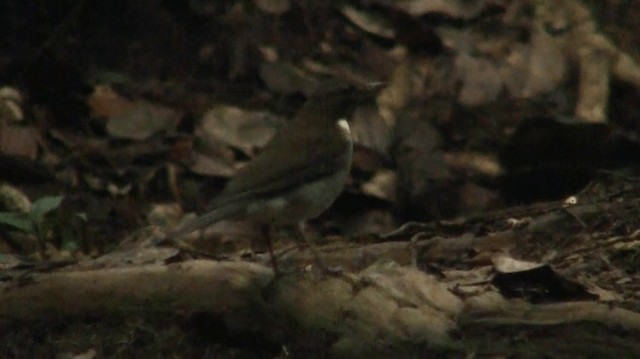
[0,212,35,234]
[31,195,64,222]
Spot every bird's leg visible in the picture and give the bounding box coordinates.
[296,222,341,275]
[260,225,281,276]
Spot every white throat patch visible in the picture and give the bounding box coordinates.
[336,118,351,140]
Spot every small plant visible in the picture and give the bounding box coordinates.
[0,195,69,252]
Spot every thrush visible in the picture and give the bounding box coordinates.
[164,80,381,273]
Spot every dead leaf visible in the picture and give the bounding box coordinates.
[455,53,503,105]
[341,4,395,39]
[444,151,503,178]
[255,0,289,15]
[0,86,23,123]
[87,85,133,119]
[500,30,566,99]
[493,254,544,273]
[0,183,32,213]
[106,101,179,140]
[583,282,623,302]
[82,173,132,196]
[187,151,237,178]
[350,105,393,157]
[373,0,490,19]
[492,254,596,302]
[88,85,180,140]
[198,105,284,157]
[0,253,24,270]
[259,61,317,96]
[0,124,39,159]
[361,169,397,202]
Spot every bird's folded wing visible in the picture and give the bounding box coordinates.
[211,117,352,208]
[211,154,347,208]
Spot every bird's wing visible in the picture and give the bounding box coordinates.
[211,126,350,208]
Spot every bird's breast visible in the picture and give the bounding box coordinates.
[244,155,352,224]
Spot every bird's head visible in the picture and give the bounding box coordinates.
[299,79,384,122]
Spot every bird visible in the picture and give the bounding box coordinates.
[163,80,381,274]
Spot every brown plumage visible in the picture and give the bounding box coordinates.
[164,80,381,273]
